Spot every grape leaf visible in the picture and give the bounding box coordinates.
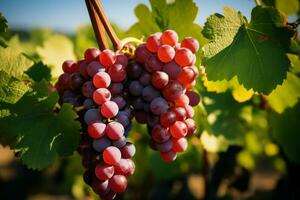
[0,71,30,104]
[203,92,248,144]
[37,35,76,78]
[25,61,51,82]
[127,0,207,47]
[202,6,293,94]
[269,102,300,164]
[267,72,300,113]
[0,82,81,169]
[0,12,8,34]
[0,46,34,78]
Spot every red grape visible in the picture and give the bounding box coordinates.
[103,146,121,165]
[157,45,175,63]
[95,163,114,180]
[93,88,111,105]
[146,34,161,53]
[108,64,126,82]
[161,30,178,46]
[151,71,169,89]
[174,48,194,67]
[93,71,111,88]
[181,37,199,53]
[109,175,128,193]
[101,101,119,118]
[106,121,124,140]
[85,48,101,63]
[170,121,188,138]
[172,137,188,152]
[160,150,177,163]
[99,49,116,67]
[88,122,106,139]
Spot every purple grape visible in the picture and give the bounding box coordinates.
[92,137,111,152]
[126,62,143,79]
[84,108,101,125]
[129,81,143,96]
[142,86,160,102]
[150,97,169,115]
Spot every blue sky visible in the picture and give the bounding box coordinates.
[0,0,255,33]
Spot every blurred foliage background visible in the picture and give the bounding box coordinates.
[1,0,300,200]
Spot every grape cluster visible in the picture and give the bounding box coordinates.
[131,30,199,162]
[55,29,200,199]
[55,48,135,199]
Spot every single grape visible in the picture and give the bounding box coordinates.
[129,80,143,96]
[160,150,177,162]
[79,60,89,79]
[91,179,109,194]
[151,124,170,143]
[146,34,161,53]
[135,44,151,63]
[145,55,163,73]
[172,137,188,152]
[151,71,169,89]
[169,121,188,138]
[185,105,195,118]
[109,83,123,95]
[112,96,126,110]
[185,90,200,106]
[157,45,175,63]
[93,71,111,88]
[113,136,127,149]
[115,54,128,66]
[108,64,126,82]
[177,67,196,85]
[174,94,190,107]
[156,139,173,152]
[62,60,78,73]
[114,159,130,175]
[84,108,102,125]
[121,142,136,158]
[162,61,182,80]
[84,48,101,63]
[88,122,106,139]
[139,71,152,85]
[106,121,124,140]
[57,73,70,90]
[109,175,128,193]
[181,37,199,53]
[103,146,121,165]
[93,137,112,152]
[142,86,160,102]
[95,163,114,181]
[116,112,130,127]
[87,61,105,77]
[82,81,95,98]
[99,49,116,67]
[150,97,169,115]
[101,101,119,118]
[126,61,143,79]
[125,159,135,176]
[160,111,177,127]
[161,30,178,46]
[69,72,84,90]
[172,107,187,121]
[174,47,193,67]
[185,118,196,136]
[147,114,160,128]
[162,80,184,101]
[83,98,94,109]
[93,88,111,105]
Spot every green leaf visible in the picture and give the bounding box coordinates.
[0,71,30,104]
[202,6,293,94]
[37,35,76,78]
[127,0,207,48]
[269,102,300,164]
[25,61,51,82]
[276,0,299,14]
[267,72,300,113]
[0,46,34,78]
[203,92,248,144]
[0,12,8,34]
[0,82,81,169]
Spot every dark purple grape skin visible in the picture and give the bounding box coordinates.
[132,97,144,110]
[112,96,126,110]
[83,98,94,109]
[69,72,84,90]
[109,83,124,95]
[139,72,152,85]
[92,137,111,152]
[84,108,101,125]
[126,62,143,79]
[150,97,169,115]
[142,86,160,102]
[135,111,148,124]
[82,81,95,98]
[129,81,143,96]
[145,55,163,73]
[116,112,130,127]
[155,139,173,152]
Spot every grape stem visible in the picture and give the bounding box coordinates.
[89,0,121,51]
[119,37,144,48]
[85,0,109,50]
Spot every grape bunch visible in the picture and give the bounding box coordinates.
[55,29,200,199]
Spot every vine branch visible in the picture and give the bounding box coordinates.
[85,0,108,50]
[89,0,121,51]
[254,0,262,6]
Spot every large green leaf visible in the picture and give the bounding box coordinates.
[37,35,76,78]
[269,102,300,164]
[0,71,30,104]
[0,82,81,169]
[202,6,294,94]
[25,61,51,82]
[127,0,207,47]
[267,72,300,113]
[0,46,34,78]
